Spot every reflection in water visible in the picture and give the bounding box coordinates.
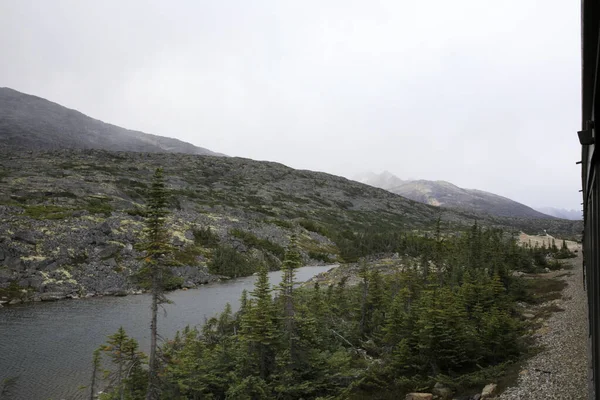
[0,265,334,400]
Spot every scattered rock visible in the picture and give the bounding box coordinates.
[71,210,85,218]
[481,383,497,399]
[98,221,112,235]
[522,313,535,319]
[43,261,60,272]
[12,230,39,245]
[104,289,128,297]
[512,271,525,277]
[8,298,22,305]
[103,258,118,268]
[0,268,13,281]
[405,394,433,400]
[432,382,452,399]
[5,256,24,271]
[97,244,121,260]
[172,235,185,247]
[497,254,587,400]
[40,292,65,301]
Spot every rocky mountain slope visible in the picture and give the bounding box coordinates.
[391,180,552,219]
[535,207,582,220]
[358,171,553,219]
[0,150,582,303]
[0,87,224,156]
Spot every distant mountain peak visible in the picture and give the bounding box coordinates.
[535,207,582,221]
[353,170,406,190]
[356,172,555,220]
[0,87,225,156]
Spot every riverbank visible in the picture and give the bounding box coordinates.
[0,266,223,306]
[0,265,335,400]
[0,260,337,307]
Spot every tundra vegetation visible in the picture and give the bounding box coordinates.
[92,217,576,399]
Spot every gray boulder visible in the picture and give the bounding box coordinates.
[97,244,122,260]
[98,221,112,235]
[432,383,452,399]
[12,231,39,245]
[40,292,66,301]
[481,383,497,399]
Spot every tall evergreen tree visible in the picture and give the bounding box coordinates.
[100,327,147,400]
[279,236,302,366]
[240,265,278,380]
[137,168,173,400]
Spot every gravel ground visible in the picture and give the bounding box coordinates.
[497,249,588,400]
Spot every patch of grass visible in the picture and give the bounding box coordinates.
[299,219,329,237]
[24,205,73,220]
[125,207,148,218]
[0,169,10,182]
[85,198,113,216]
[58,161,80,170]
[0,199,23,207]
[524,278,567,305]
[54,191,78,199]
[268,219,293,229]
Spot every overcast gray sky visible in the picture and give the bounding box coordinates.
[0,0,582,210]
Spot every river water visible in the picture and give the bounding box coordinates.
[0,265,334,400]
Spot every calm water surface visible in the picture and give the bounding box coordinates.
[0,265,334,400]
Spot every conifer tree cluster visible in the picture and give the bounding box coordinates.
[94,222,544,399]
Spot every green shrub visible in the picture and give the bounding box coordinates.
[547,259,565,271]
[163,275,185,291]
[193,226,220,247]
[308,251,332,263]
[173,245,203,266]
[230,229,285,259]
[208,245,258,277]
[85,198,113,216]
[125,207,148,218]
[299,219,329,236]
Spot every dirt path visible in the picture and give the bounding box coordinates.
[497,249,588,399]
